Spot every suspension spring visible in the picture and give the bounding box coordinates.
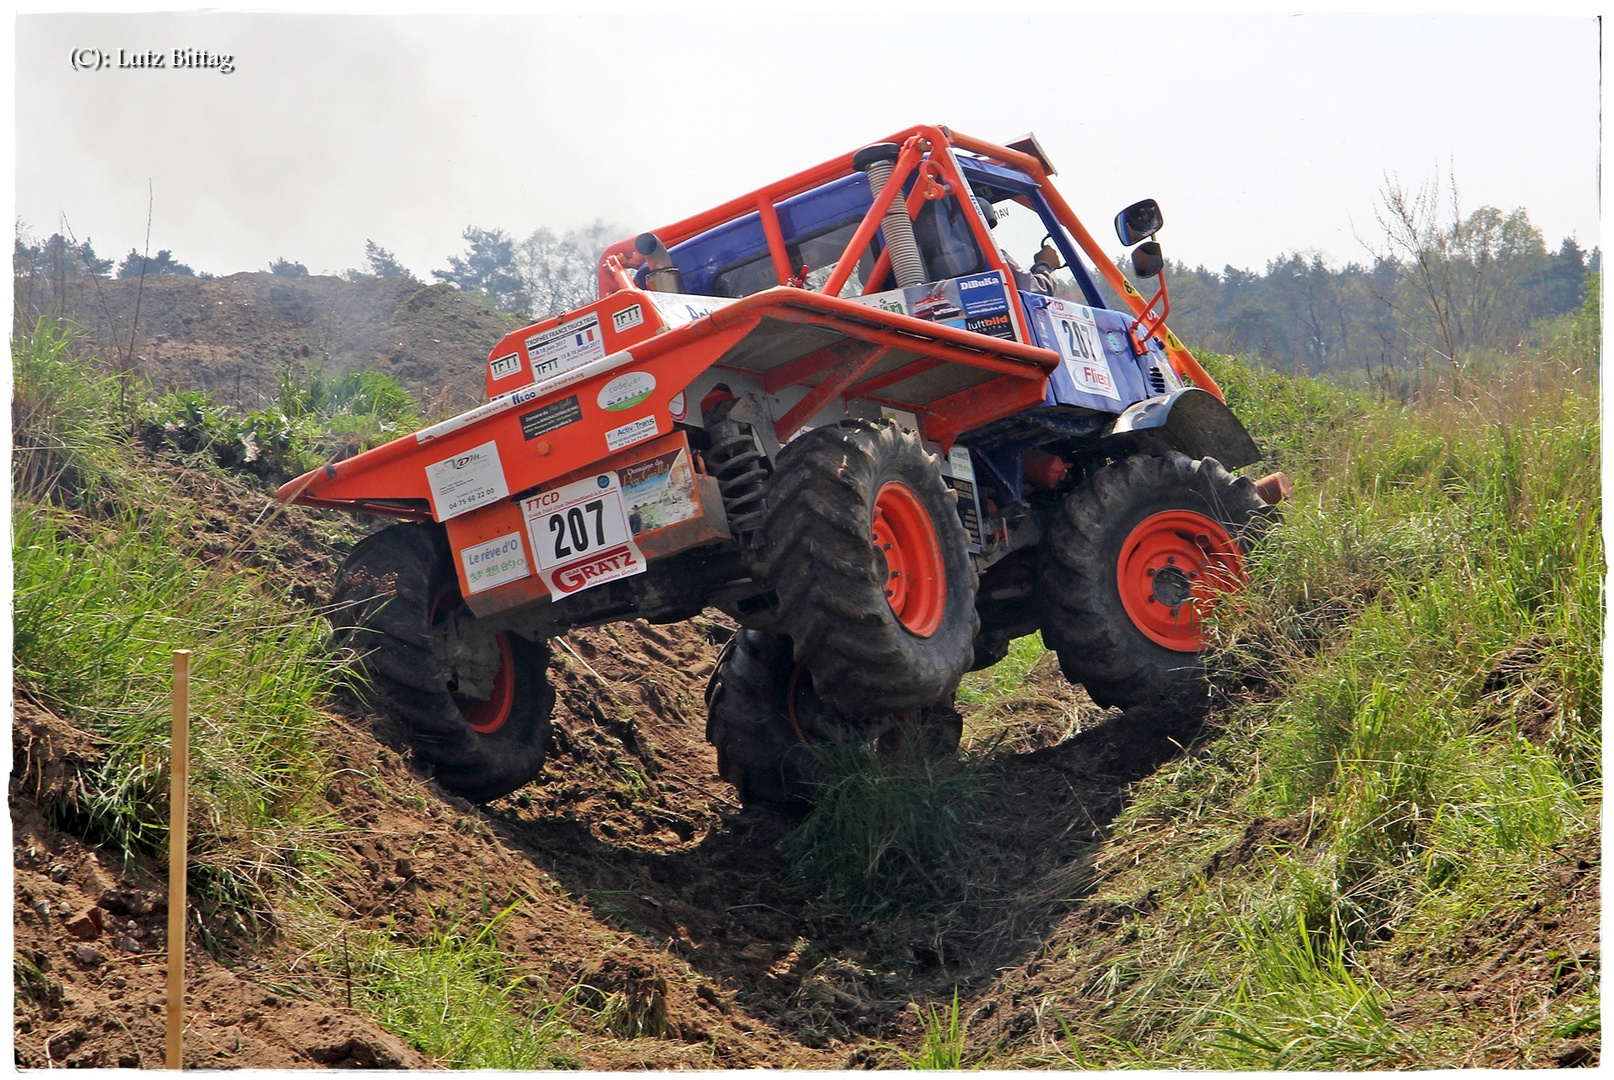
[704,416,771,545]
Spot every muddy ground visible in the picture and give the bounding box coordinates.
[13,274,1599,1068]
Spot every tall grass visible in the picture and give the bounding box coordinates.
[304,902,578,1069]
[12,325,344,919]
[1005,346,1600,1067]
[779,743,984,918]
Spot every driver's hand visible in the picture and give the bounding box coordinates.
[1034,241,1063,270]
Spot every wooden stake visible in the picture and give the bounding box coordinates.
[167,650,191,1071]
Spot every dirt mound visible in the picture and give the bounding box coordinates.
[29,272,523,413]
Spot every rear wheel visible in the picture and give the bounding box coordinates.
[330,523,554,803]
[755,419,977,713]
[704,629,963,813]
[1037,453,1271,709]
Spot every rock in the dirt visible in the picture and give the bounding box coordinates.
[305,1035,414,1068]
[112,933,143,955]
[49,864,71,883]
[97,889,149,917]
[70,944,103,967]
[63,906,105,941]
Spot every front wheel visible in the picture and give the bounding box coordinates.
[1037,453,1272,709]
[330,523,554,803]
[754,419,978,714]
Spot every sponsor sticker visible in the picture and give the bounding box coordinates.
[460,531,531,594]
[667,391,687,422]
[1045,298,1121,401]
[488,352,523,382]
[425,440,509,519]
[645,292,733,330]
[525,312,605,380]
[880,407,921,435]
[946,445,976,481]
[964,311,1014,340]
[519,395,582,440]
[942,447,982,551]
[611,304,644,333]
[620,447,699,534]
[597,371,656,412]
[604,415,659,452]
[956,270,1009,318]
[521,473,647,596]
[415,383,540,443]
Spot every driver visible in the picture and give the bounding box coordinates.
[975,196,1061,295]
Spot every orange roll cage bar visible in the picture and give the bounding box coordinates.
[597,123,1223,403]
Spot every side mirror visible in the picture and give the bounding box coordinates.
[1130,241,1163,279]
[1115,199,1163,246]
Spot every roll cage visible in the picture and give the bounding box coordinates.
[595,123,1223,400]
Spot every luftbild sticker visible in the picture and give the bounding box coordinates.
[488,352,523,382]
[611,304,644,333]
[598,371,656,412]
[460,532,530,594]
[425,440,509,519]
[604,415,659,452]
[520,395,582,440]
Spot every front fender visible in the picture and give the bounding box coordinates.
[1105,387,1261,469]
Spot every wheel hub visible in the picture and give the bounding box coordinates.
[1116,510,1247,652]
[870,481,945,637]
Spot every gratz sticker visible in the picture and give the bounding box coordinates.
[604,415,659,452]
[488,352,523,382]
[1045,298,1121,401]
[611,304,644,333]
[460,532,530,594]
[521,473,647,596]
[525,313,605,379]
[520,395,582,440]
[597,371,656,412]
[425,440,510,519]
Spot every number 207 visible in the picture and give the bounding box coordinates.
[550,500,607,560]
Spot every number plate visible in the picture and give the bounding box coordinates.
[1045,297,1122,401]
[520,472,647,596]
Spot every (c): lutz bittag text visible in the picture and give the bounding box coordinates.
[70,48,235,73]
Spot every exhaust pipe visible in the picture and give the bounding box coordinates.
[635,233,684,293]
[853,143,926,289]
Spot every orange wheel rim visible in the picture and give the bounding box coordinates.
[871,482,946,637]
[432,584,515,735]
[464,633,515,734]
[1116,510,1246,652]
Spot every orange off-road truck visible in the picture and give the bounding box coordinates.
[279,124,1287,807]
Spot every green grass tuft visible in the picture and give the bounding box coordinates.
[779,743,984,918]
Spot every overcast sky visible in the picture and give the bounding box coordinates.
[14,11,1602,281]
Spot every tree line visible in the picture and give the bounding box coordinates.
[16,177,1596,382]
[1104,181,1597,380]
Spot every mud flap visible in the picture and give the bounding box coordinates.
[1104,387,1261,470]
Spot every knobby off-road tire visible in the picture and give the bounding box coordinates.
[704,629,963,813]
[755,419,978,714]
[330,522,554,803]
[1037,452,1271,710]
